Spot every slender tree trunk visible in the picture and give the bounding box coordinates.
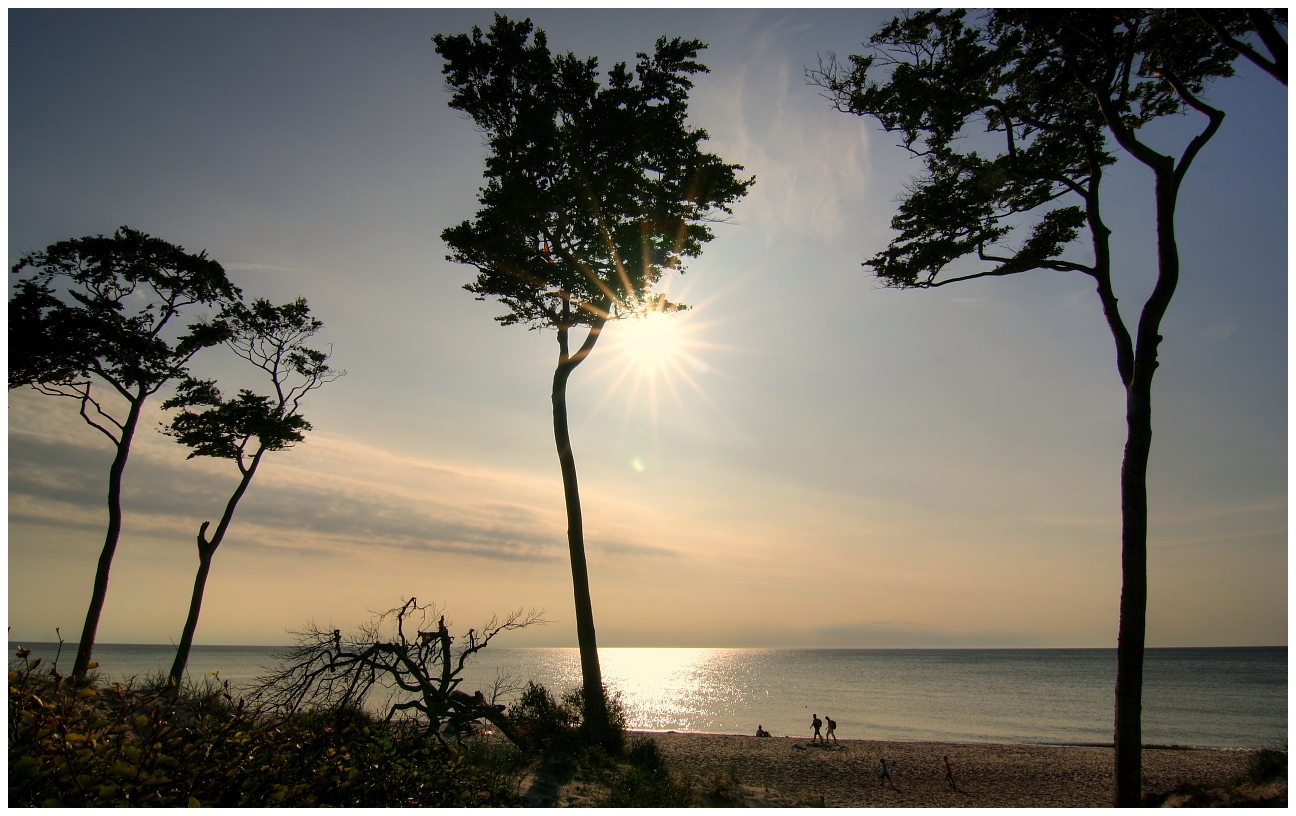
[1113,170,1179,807]
[169,545,215,687]
[168,449,265,686]
[551,358,613,746]
[1113,385,1151,805]
[73,396,144,679]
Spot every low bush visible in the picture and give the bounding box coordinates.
[507,681,627,753]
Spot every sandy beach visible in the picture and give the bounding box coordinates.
[645,732,1255,807]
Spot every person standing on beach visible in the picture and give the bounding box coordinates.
[824,716,837,743]
[811,713,823,742]
[942,755,956,789]
[879,757,894,788]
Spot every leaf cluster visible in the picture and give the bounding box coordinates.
[434,15,752,329]
[161,298,340,467]
[8,649,517,807]
[810,10,1244,288]
[9,226,238,394]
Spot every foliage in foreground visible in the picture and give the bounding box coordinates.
[8,651,522,807]
[506,681,695,806]
[508,680,627,754]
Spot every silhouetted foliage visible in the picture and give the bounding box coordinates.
[251,598,542,749]
[812,9,1255,805]
[1187,9,1287,86]
[8,226,239,679]
[433,14,751,748]
[8,645,521,807]
[162,298,342,686]
[507,681,627,754]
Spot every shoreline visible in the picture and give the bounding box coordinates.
[633,728,1262,752]
[640,731,1261,807]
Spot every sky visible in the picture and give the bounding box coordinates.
[7,10,1287,649]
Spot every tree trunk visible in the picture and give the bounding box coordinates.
[1113,169,1180,807]
[1113,384,1151,805]
[169,544,214,687]
[168,449,265,686]
[551,361,612,747]
[73,395,144,679]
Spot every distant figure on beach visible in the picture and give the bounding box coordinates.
[811,713,823,742]
[824,716,837,743]
[756,725,771,737]
[943,755,956,789]
[879,757,893,788]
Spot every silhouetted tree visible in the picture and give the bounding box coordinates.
[9,227,238,679]
[253,598,543,749]
[163,298,342,686]
[812,10,1249,805]
[433,15,751,748]
[1190,9,1287,86]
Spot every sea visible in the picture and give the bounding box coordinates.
[10,643,1285,749]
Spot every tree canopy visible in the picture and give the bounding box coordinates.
[164,298,338,466]
[10,226,237,407]
[434,15,752,329]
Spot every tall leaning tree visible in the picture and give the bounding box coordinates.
[9,227,239,679]
[433,15,751,747]
[811,9,1250,805]
[164,298,341,687]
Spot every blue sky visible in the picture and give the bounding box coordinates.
[7,9,1287,648]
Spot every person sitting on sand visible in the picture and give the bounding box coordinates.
[879,757,894,788]
[943,755,956,789]
[756,725,771,737]
[824,716,837,743]
[811,713,823,742]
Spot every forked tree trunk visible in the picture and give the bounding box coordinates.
[168,448,265,687]
[1113,168,1182,808]
[73,396,144,680]
[550,321,614,748]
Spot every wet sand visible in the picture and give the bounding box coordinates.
[646,731,1254,807]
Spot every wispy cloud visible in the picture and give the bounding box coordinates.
[9,422,568,563]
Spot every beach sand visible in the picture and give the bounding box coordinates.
[645,732,1255,807]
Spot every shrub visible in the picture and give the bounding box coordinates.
[507,681,629,754]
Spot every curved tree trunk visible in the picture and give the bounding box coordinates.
[552,362,612,745]
[73,396,144,679]
[168,449,265,686]
[550,313,614,748]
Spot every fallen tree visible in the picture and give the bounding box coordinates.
[252,599,542,749]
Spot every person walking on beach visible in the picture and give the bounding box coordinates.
[824,715,837,743]
[942,755,956,789]
[811,713,823,742]
[879,757,894,788]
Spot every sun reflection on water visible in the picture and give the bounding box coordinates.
[598,648,749,732]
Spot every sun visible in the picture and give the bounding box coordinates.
[609,310,686,376]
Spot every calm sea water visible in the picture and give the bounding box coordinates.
[11,643,1284,749]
